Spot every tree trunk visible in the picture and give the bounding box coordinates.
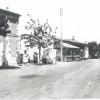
[39,46,41,65]
[2,36,8,67]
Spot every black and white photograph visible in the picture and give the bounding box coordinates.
[0,0,100,100]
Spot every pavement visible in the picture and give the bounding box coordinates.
[0,59,100,100]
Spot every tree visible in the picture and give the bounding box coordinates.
[88,41,98,58]
[0,13,11,67]
[22,15,53,64]
[96,43,100,58]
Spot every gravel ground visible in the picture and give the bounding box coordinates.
[0,59,100,100]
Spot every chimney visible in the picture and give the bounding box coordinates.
[6,7,9,11]
[72,36,75,41]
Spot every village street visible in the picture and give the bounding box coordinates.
[0,59,100,100]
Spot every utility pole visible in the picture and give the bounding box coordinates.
[60,8,63,61]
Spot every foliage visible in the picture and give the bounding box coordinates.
[96,43,100,57]
[22,15,53,64]
[22,18,53,49]
[88,41,98,58]
[0,13,11,37]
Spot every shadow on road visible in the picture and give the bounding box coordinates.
[0,65,20,70]
[20,74,44,79]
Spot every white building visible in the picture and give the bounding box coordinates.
[0,9,20,66]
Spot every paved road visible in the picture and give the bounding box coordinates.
[0,59,100,100]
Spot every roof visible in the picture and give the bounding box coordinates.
[62,43,79,48]
[0,8,21,17]
[0,8,21,23]
[55,42,79,49]
[63,39,85,44]
[54,38,85,49]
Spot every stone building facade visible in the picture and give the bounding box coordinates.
[0,9,20,65]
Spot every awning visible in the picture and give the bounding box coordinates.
[62,43,79,48]
[55,42,79,49]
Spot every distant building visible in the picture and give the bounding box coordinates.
[54,38,86,61]
[0,8,20,65]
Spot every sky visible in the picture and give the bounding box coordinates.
[0,0,100,43]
